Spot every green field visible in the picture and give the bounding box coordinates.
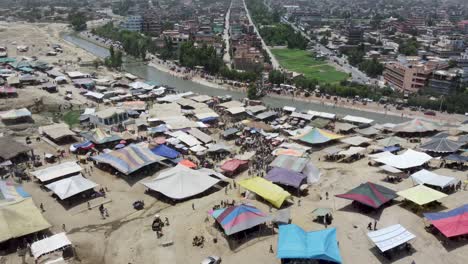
[271,49,348,84]
[62,110,81,128]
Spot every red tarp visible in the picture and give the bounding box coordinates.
[221,159,248,173]
[179,159,196,168]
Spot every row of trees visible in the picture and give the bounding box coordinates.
[344,46,384,77]
[259,24,307,49]
[179,42,223,75]
[68,12,87,31]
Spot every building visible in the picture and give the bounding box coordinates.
[142,9,162,36]
[346,26,364,45]
[458,49,468,82]
[232,45,264,71]
[120,15,143,32]
[458,20,468,34]
[90,107,129,127]
[384,57,449,93]
[428,70,461,95]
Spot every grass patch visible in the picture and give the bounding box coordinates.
[62,110,81,128]
[271,48,348,84]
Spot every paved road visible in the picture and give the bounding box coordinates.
[242,0,279,69]
[223,2,232,69]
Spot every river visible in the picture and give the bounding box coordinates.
[63,34,408,124]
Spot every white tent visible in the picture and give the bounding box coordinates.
[31,161,82,182]
[338,147,366,157]
[306,110,336,119]
[188,128,213,144]
[367,224,415,252]
[342,115,374,124]
[369,151,395,160]
[141,164,220,199]
[340,136,372,146]
[171,131,201,147]
[31,233,72,259]
[374,149,432,169]
[45,175,98,200]
[410,169,458,188]
[379,165,403,174]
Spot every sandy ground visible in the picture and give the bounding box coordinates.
[0,22,467,264]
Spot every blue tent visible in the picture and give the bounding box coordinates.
[277,224,342,263]
[151,144,180,159]
[382,146,400,153]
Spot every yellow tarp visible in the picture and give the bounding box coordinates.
[397,185,448,205]
[0,198,51,242]
[238,177,291,208]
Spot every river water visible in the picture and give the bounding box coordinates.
[63,34,408,124]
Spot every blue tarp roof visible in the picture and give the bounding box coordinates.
[151,144,180,159]
[382,146,400,153]
[277,224,342,263]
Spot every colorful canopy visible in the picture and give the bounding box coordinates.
[92,144,165,175]
[424,204,468,238]
[209,204,269,235]
[393,118,439,133]
[397,185,448,205]
[151,144,180,159]
[296,128,344,145]
[265,167,306,188]
[419,138,462,153]
[221,159,248,173]
[277,224,342,263]
[335,182,397,208]
[179,159,196,168]
[270,155,308,172]
[238,177,291,208]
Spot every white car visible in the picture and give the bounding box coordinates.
[201,256,221,264]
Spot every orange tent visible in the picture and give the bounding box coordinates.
[179,159,196,168]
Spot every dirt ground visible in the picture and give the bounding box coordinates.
[0,22,467,264]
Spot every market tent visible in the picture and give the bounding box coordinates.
[272,148,304,157]
[221,159,249,174]
[70,141,94,152]
[458,124,468,133]
[340,136,372,146]
[377,136,406,147]
[31,232,72,259]
[141,164,220,199]
[335,182,397,208]
[410,169,458,189]
[209,204,269,235]
[238,177,291,208]
[277,224,342,263]
[356,126,379,136]
[92,144,166,175]
[393,118,439,133]
[379,165,403,174]
[374,149,432,169]
[0,198,51,243]
[444,154,468,162]
[419,138,462,153]
[151,144,180,159]
[270,155,308,172]
[187,128,213,144]
[369,151,395,160]
[397,185,448,205]
[310,118,331,128]
[206,143,233,153]
[0,136,31,161]
[0,180,31,203]
[265,167,306,189]
[296,128,344,145]
[334,122,356,133]
[81,128,122,145]
[179,159,196,168]
[342,115,374,125]
[223,128,239,138]
[39,123,75,142]
[307,110,336,120]
[367,224,415,252]
[31,161,82,182]
[0,108,31,121]
[338,147,366,157]
[424,204,468,238]
[45,175,98,200]
[311,208,333,217]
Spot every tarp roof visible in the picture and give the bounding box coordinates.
[0,108,31,120]
[419,138,462,153]
[356,126,379,136]
[376,136,406,147]
[410,169,458,189]
[31,232,72,259]
[256,111,277,120]
[45,175,97,200]
[369,151,395,160]
[223,127,239,137]
[39,123,75,140]
[0,199,51,243]
[246,105,267,114]
[162,115,198,130]
[209,204,269,235]
[151,144,180,159]
[191,95,212,102]
[227,106,246,115]
[265,167,306,188]
[307,110,336,119]
[334,122,357,132]
[141,164,220,199]
[187,128,213,144]
[374,149,432,169]
[270,155,308,172]
[291,112,313,120]
[277,224,342,263]
[296,128,344,145]
[206,143,233,153]
[218,100,243,108]
[393,118,439,133]
[221,159,248,173]
[338,146,366,157]
[340,136,372,146]
[424,204,468,238]
[92,144,165,175]
[367,224,415,252]
[238,177,291,208]
[31,161,82,182]
[379,165,403,174]
[0,137,31,160]
[81,128,122,144]
[342,115,374,124]
[171,131,201,147]
[310,118,331,128]
[335,182,397,208]
[397,185,448,205]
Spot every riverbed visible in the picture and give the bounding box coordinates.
[63,34,409,124]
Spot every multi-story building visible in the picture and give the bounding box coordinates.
[346,26,364,45]
[458,20,468,34]
[142,9,162,36]
[458,49,468,82]
[232,44,264,71]
[384,57,449,93]
[428,70,461,95]
[120,15,143,32]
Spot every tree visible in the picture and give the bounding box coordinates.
[92,58,103,69]
[68,12,87,31]
[359,58,384,78]
[269,70,287,84]
[247,83,259,99]
[320,36,328,46]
